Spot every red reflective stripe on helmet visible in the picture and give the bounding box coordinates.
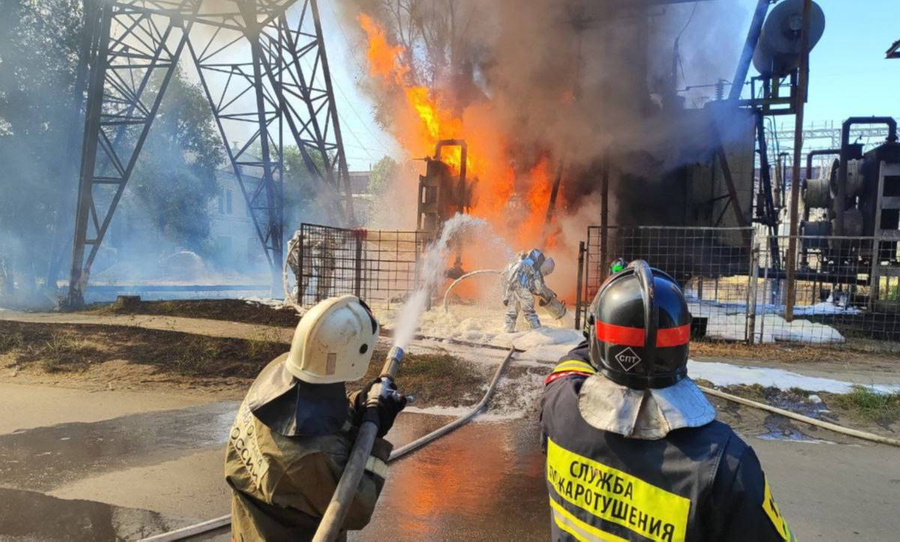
[657,324,691,347]
[596,322,691,347]
[595,321,645,347]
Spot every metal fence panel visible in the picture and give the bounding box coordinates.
[580,226,754,343]
[752,234,900,346]
[294,224,431,309]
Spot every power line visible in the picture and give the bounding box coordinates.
[332,77,395,150]
[338,111,379,162]
[320,0,397,152]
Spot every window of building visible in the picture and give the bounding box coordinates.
[226,189,233,215]
[218,189,225,214]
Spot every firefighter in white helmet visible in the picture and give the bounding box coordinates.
[225,295,406,541]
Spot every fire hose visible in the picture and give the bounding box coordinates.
[442,269,501,312]
[441,269,567,321]
[699,385,900,448]
[140,346,517,542]
[282,235,303,313]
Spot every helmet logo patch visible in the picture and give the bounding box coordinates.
[615,348,642,372]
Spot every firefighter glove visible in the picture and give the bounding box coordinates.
[352,378,408,437]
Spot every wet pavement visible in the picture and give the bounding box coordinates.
[358,417,550,541]
[2,382,900,541]
[0,487,182,541]
[0,402,237,492]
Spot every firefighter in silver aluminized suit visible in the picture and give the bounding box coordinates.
[501,249,558,333]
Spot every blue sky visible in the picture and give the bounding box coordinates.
[319,0,900,170]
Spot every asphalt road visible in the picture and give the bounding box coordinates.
[1,381,898,541]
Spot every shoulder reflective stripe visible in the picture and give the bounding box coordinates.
[550,498,627,542]
[596,322,691,348]
[545,370,593,386]
[762,477,792,541]
[365,455,389,480]
[546,437,690,542]
[552,360,596,375]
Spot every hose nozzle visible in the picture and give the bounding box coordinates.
[381,346,404,378]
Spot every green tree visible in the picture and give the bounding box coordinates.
[0,0,225,303]
[368,156,399,196]
[282,145,335,230]
[0,0,82,301]
[125,68,224,253]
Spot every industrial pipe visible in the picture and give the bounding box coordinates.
[699,385,900,448]
[314,346,405,542]
[805,148,841,186]
[728,0,770,101]
[802,148,841,269]
[836,117,898,234]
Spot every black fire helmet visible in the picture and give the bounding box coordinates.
[587,260,691,390]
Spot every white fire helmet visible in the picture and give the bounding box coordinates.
[285,295,380,384]
[540,257,556,276]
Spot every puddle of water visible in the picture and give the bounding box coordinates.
[355,414,550,542]
[0,401,238,492]
[0,486,190,541]
[0,405,550,541]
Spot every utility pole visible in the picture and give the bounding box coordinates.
[784,0,813,322]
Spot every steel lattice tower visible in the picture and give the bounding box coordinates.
[64,0,354,306]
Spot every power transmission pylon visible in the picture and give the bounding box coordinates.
[65,0,353,307]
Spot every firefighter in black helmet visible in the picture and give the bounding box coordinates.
[541,260,794,542]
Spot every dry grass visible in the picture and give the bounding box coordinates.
[0,330,24,353]
[353,349,487,406]
[34,332,95,373]
[832,386,900,425]
[690,339,900,363]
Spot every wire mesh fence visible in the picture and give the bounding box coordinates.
[578,225,900,347]
[751,234,900,345]
[580,226,754,343]
[291,224,432,309]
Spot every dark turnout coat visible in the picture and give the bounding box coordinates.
[541,353,794,542]
[225,356,391,542]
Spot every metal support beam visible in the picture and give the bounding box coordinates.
[65,0,354,304]
[67,2,198,307]
[729,0,769,101]
[784,0,813,322]
[47,0,101,290]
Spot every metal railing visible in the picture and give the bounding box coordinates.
[291,224,432,309]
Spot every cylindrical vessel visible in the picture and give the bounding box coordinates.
[804,175,832,208]
[753,0,825,77]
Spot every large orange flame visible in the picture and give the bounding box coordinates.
[358,14,565,287]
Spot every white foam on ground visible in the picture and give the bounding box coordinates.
[382,303,893,401]
[375,303,580,352]
[688,360,900,394]
[688,300,846,344]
